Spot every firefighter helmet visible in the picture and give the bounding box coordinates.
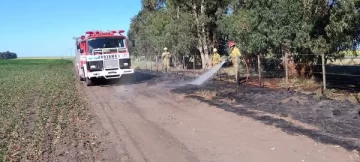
[228,41,236,47]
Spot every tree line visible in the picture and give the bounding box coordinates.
[128,0,360,77]
[0,51,17,60]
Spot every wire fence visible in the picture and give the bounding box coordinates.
[131,53,360,92]
[131,55,209,77]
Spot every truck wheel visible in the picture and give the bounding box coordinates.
[79,75,85,81]
[85,77,93,86]
[79,68,85,81]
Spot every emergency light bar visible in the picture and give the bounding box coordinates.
[85,30,125,37]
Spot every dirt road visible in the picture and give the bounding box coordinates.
[83,71,359,162]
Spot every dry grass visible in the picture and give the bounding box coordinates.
[134,58,360,104]
[194,90,217,100]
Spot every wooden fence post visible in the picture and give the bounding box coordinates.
[322,53,327,92]
[156,55,158,72]
[193,55,196,77]
[146,56,148,69]
[150,55,153,71]
[183,56,185,69]
[258,54,262,86]
[285,52,289,87]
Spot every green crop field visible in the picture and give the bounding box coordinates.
[0,59,86,161]
[17,56,74,60]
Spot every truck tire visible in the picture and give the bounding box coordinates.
[79,68,85,81]
[79,74,85,81]
[85,77,93,86]
[79,73,85,81]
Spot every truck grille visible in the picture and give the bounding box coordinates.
[104,59,119,69]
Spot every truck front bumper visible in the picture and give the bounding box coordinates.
[87,69,134,79]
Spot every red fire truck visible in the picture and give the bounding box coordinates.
[74,30,134,86]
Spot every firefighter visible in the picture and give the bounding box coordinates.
[212,48,221,66]
[161,47,171,72]
[228,41,241,83]
[212,48,222,78]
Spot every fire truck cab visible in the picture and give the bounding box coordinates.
[74,30,134,86]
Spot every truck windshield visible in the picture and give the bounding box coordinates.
[88,37,127,51]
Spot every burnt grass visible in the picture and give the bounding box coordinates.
[135,68,360,152]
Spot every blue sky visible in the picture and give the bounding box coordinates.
[0,0,141,57]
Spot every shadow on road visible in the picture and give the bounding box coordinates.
[193,94,359,151]
[114,69,360,152]
[170,82,360,152]
[90,71,158,87]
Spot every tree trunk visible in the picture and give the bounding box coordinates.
[288,55,297,77]
[281,43,297,78]
[200,0,209,69]
[177,6,180,19]
[282,56,297,78]
[298,63,312,78]
[192,1,205,69]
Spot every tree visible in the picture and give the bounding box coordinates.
[129,0,230,68]
[218,0,360,77]
[129,0,360,75]
[0,51,17,60]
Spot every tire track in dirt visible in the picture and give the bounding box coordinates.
[98,87,151,162]
[85,86,134,162]
[124,84,267,162]
[110,87,201,162]
[82,71,359,162]
[121,80,358,162]
[88,84,201,162]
